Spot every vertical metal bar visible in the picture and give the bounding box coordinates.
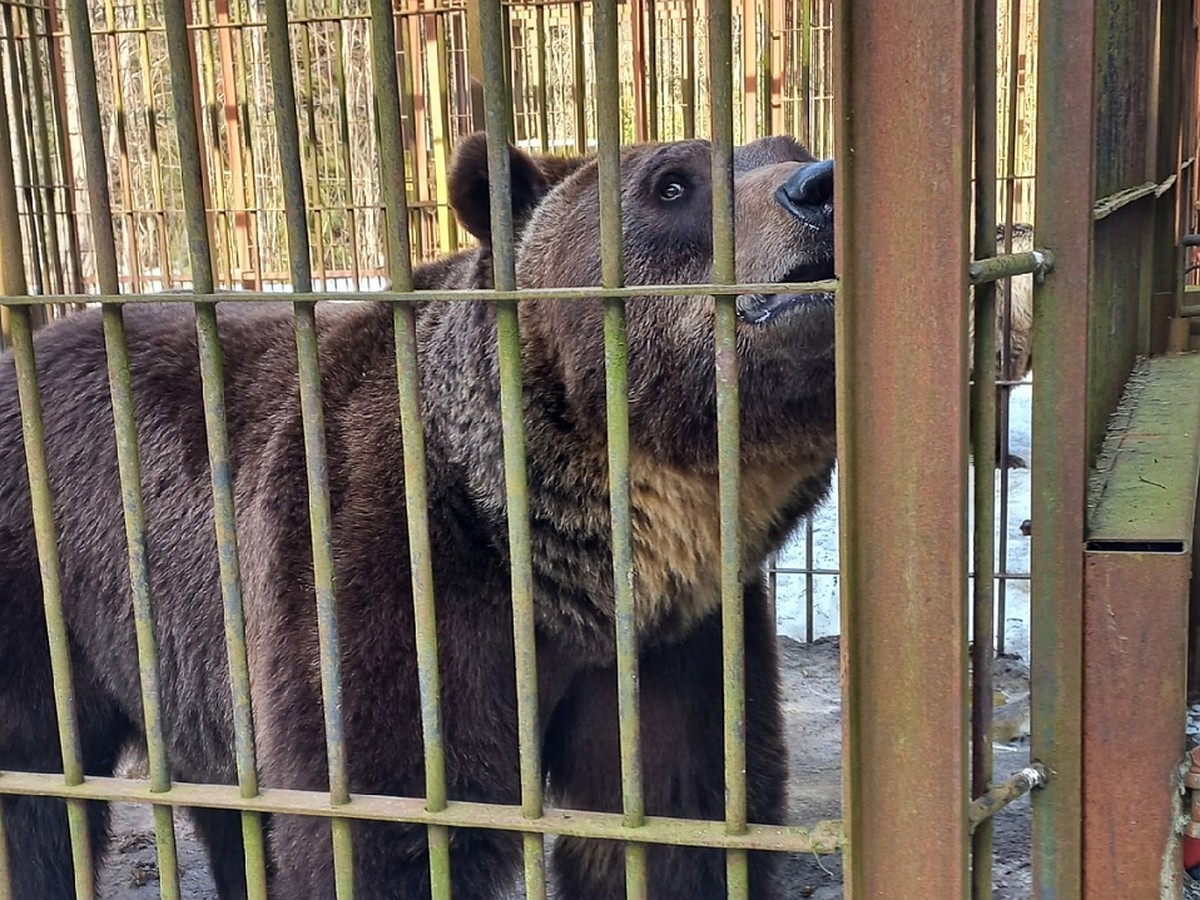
[261,0,355,894]
[44,0,85,295]
[101,0,142,292]
[0,52,98,897]
[707,2,749,897]
[20,4,63,296]
[63,0,182,890]
[971,0,999,896]
[1030,0,1093,893]
[160,0,269,892]
[534,2,549,152]
[571,1,586,152]
[368,0,451,894]
[594,4,647,896]
[214,0,254,286]
[479,3,546,897]
[8,310,99,899]
[425,2,457,254]
[645,0,658,141]
[799,0,811,144]
[993,0,1022,657]
[1,172,95,899]
[804,513,814,643]
[136,0,174,290]
[681,0,696,138]
[329,0,362,288]
[834,0,972,896]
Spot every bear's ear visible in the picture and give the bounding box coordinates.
[448,133,587,243]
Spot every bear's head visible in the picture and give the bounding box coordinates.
[511,134,836,473]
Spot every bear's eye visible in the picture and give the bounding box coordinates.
[659,178,687,202]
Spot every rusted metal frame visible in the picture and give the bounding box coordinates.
[707,2,752,897]
[0,768,846,853]
[480,2,548,896]
[645,0,659,141]
[968,764,1047,831]
[1081,354,1200,899]
[0,55,97,895]
[630,0,648,141]
[160,0,270,891]
[804,514,815,641]
[594,1,648,894]
[1030,0,1095,891]
[834,0,973,895]
[367,0,452,891]
[42,0,83,295]
[17,279,843,307]
[971,0,999,891]
[262,0,355,893]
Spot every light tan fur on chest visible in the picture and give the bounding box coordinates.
[628,452,822,631]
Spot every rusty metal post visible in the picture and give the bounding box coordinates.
[1030,0,1096,895]
[832,0,972,897]
[1081,355,1200,900]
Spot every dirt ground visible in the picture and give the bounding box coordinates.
[97,637,1034,899]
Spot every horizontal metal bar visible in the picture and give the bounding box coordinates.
[0,772,846,854]
[0,281,842,306]
[969,249,1055,285]
[968,764,1047,830]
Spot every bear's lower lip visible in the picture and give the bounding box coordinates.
[736,291,835,325]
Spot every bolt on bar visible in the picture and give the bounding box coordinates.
[479,3,547,897]
[968,764,1047,831]
[0,52,95,898]
[971,0,1000,893]
[64,0,183,887]
[706,2,751,898]
[160,0,270,892]
[262,0,356,894]
[368,0,453,894]
[593,1,649,898]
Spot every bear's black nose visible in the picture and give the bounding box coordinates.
[775,159,834,221]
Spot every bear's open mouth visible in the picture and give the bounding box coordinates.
[736,258,836,325]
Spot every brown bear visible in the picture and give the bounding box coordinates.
[0,131,836,899]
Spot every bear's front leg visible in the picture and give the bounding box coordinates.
[544,582,788,900]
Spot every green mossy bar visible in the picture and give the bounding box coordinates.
[262,0,357,891]
[160,0,270,892]
[479,3,548,897]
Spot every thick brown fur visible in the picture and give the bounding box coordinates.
[0,133,836,899]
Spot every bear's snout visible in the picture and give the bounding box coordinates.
[774,159,834,228]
